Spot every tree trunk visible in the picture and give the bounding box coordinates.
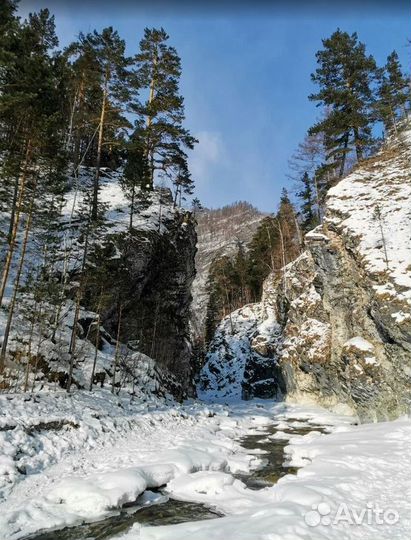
[129,185,135,231]
[23,314,36,392]
[265,225,275,272]
[92,71,108,221]
[353,127,363,162]
[30,302,44,393]
[72,76,85,173]
[111,304,123,394]
[339,132,349,178]
[67,225,89,392]
[293,214,303,252]
[0,140,32,308]
[276,219,287,298]
[89,290,103,391]
[146,47,158,189]
[0,175,37,369]
[67,293,81,392]
[7,175,19,244]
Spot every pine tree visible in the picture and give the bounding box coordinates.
[297,172,319,232]
[288,127,333,215]
[132,27,197,193]
[121,131,148,230]
[376,51,410,133]
[277,188,302,262]
[0,8,65,309]
[247,216,279,300]
[191,197,203,215]
[78,27,132,221]
[309,29,377,177]
[0,8,68,369]
[64,37,103,173]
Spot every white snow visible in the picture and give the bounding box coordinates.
[343,336,375,352]
[0,394,275,539]
[305,227,331,242]
[110,409,411,540]
[197,303,281,401]
[0,391,409,540]
[325,126,411,316]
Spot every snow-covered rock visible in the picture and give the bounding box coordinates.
[275,125,411,420]
[1,168,197,397]
[198,303,285,401]
[200,124,411,420]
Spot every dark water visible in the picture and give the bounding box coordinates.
[25,418,327,540]
[29,496,223,540]
[234,422,326,489]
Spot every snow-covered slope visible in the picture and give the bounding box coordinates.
[325,128,411,322]
[0,167,197,397]
[200,124,411,419]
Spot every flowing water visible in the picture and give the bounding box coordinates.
[25,418,327,540]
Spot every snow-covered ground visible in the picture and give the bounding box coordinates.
[115,409,411,540]
[0,391,409,540]
[326,126,411,322]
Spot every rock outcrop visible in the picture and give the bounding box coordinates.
[86,187,197,395]
[197,303,285,401]
[200,126,411,419]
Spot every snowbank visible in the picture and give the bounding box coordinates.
[114,414,411,540]
[0,395,280,539]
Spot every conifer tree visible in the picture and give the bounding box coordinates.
[0,8,68,368]
[277,188,302,260]
[121,131,148,229]
[376,51,410,133]
[297,172,319,232]
[309,29,377,177]
[132,27,197,193]
[64,37,103,172]
[191,197,203,215]
[0,8,64,309]
[78,27,131,221]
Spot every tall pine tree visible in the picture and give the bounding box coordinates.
[297,172,319,232]
[376,51,410,133]
[309,29,377,177]
[78,27,131,221]
[131,28,197,194]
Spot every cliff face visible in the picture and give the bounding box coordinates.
[191,202,265,338]
[85,186,197,395]
[200,127,411,419]
[197,303,285,401]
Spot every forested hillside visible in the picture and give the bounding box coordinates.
[191,202,265,339]
[0,2,197,395]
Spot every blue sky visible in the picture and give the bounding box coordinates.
[19,2,410,212]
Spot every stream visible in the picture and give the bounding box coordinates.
[26,418,327,540]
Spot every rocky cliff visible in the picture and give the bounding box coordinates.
[191,202,265,338]
[199,127,411,419]
[2,169,197,399]
[82,181,197,395]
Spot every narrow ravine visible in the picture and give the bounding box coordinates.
[24,416,328,540]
